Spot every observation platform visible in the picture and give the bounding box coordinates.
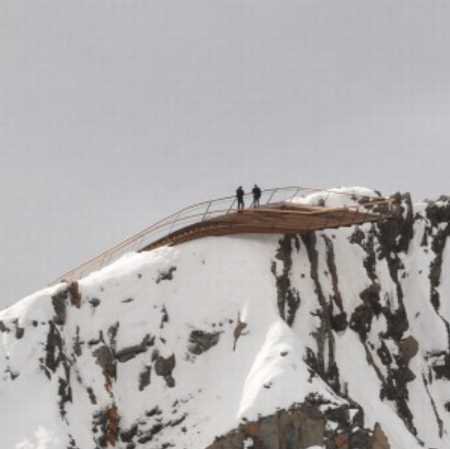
[53,187,393,284]
[143,202,384,250]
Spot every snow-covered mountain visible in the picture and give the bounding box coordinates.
[2,188,450,449]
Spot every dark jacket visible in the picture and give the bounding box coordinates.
[236,187,244,199]
[252,186,261,199]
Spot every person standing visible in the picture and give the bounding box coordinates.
[236,186,245,211]
[252,184,262,208]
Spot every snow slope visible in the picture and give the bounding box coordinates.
[1,188,450,449]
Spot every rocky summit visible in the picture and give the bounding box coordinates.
[2,188,450,449]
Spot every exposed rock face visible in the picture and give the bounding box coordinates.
[188,329,221,355]
[207,398,378,449]
[207,404,327,449]
[399,336,419,363]
[154,352,176,387]
[271,235,301,326]
[2,189,450,449]
[156,266,177,284]
[370,423,391,449]
[115,334,153,363]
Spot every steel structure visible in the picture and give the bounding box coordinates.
[53,186,391,284]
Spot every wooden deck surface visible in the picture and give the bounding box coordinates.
[142,202,385,251]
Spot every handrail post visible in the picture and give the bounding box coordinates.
[266,188,278,205]
[290,187,300,200]
[169,211,180,234]
[102,253,111,267]
[135,236,145,251]
[201,201,212,221]
[226,198,236,214]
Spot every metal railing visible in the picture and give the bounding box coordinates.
[52,186,387,284]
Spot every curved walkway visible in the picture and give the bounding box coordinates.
[53,187,393,284]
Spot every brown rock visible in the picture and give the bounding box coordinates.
[68,281,82,308]
[370,423,390,449]
[105,405,120,447]
[335,433,349,449]
[207,406,325,449]
[399,336,419,363]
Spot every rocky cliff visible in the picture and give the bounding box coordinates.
[1,188,450,449]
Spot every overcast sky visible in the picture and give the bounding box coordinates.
[1,0,450,307]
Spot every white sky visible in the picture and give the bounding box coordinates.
[1,0,450,306]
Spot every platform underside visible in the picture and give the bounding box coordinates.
[142,203,384,251]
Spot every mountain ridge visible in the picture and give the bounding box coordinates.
[1,188,450,449]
